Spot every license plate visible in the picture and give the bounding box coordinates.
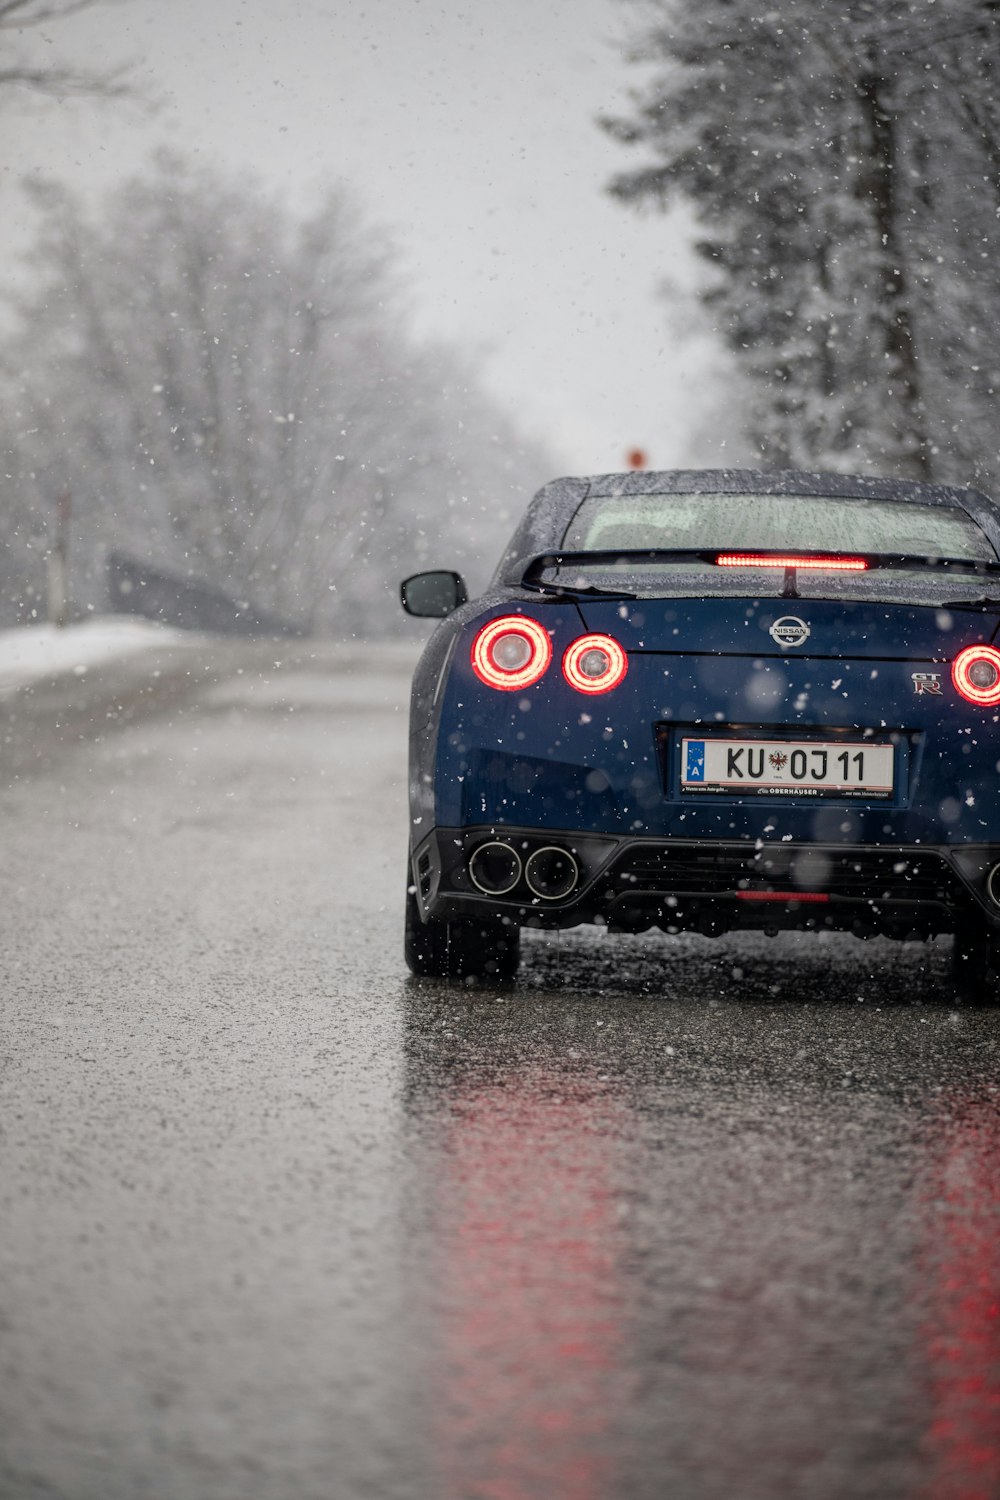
[681,736,894,798]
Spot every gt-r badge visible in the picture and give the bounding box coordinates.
[911,672,943,695]
[769,616,811,648]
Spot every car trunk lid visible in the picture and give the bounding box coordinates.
[574,596,1000,660]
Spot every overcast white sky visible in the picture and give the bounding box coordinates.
[0,0,733,473]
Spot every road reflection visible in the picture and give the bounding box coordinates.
[431,1077,624,1500]
[400,935,999,1500]
[919,1099,1000,1500]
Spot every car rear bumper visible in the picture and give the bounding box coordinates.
[411,825,1000,940]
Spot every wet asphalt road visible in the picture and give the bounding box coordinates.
[1,639,998,1500]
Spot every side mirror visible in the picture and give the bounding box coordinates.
[400,569,469,618]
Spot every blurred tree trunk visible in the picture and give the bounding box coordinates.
[856,68,930,480]
[46,492,71,628]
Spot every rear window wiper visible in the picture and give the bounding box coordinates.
[517,552,641,599]
[939,595,1000,609]
[517,548,704,599]
[533,580,639,600]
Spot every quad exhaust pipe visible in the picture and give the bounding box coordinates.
[468,840,580,901]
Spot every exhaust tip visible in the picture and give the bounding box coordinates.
[524,846,579,901]
[468,841,522,895]
[987,862,1000,908]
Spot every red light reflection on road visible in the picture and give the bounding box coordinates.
[919,1100,1000,1500]
[434,1082,624,1500]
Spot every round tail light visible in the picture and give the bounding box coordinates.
[562,634,628,694]
[471,616,552,690]
[952,644,1000,706]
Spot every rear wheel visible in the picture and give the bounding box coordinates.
[404,870,520,981]
[951,927,1000,1001]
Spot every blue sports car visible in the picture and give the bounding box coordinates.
[401,470,1000,994]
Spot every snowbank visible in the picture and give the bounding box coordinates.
[0,617,197,697]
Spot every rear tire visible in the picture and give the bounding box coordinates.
[951,928,1000,1001]
[405,870,520,981]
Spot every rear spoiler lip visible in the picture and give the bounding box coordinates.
[512,548,1000,594]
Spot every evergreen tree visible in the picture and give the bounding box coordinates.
[605,0,1000,488]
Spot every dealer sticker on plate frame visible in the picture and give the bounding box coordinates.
[681,737,894,799]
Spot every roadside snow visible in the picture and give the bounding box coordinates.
[0,617,197,697]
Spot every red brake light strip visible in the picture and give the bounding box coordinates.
[716,554,867,571]
[737,890,830,903]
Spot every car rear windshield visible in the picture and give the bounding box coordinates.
[551,492,1000,605]
[563,493,997,560]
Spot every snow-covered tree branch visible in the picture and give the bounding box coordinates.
[0,0,134,100]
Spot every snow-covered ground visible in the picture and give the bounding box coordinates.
[0,617,197,697]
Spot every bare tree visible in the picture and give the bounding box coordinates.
[0,153,553,633]
[0,0,139,621]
